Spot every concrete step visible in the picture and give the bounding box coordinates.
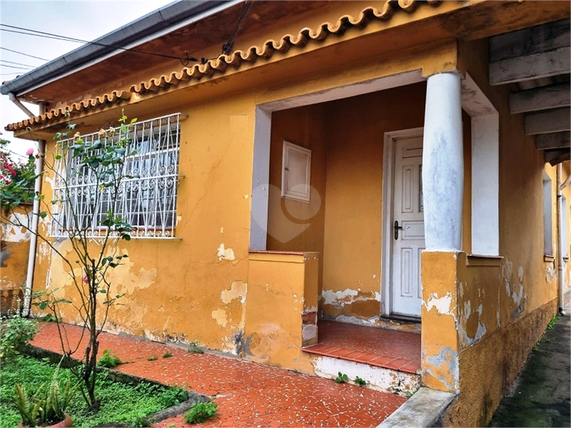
[303,347,420,396]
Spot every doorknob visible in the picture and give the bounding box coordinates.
[394,220,404,240]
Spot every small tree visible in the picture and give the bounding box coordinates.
[1,114,137,411]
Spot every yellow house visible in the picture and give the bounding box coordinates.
[2,1,570,425]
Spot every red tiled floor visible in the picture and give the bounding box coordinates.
[30,322,406,427]
[303,321,421,373]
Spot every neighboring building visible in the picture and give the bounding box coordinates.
[1,1,570,425]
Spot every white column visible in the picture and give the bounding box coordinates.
[422,72,464,251]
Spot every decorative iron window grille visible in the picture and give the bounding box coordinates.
[51,113,182,240]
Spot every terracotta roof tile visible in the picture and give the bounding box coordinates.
[129,1,407,95]
[6,0,441,132]
[6,90,131,131]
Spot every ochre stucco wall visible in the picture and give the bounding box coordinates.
[0,207,31,314]
[266,105,328,254]
[321,84,425,321]
[29,34,460,378]
[432,38,562,427]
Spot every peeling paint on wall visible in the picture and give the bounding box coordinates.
[321,288,381,320]
[501,258,527,320]
[221,281,247,304]
[423,346,459,391]
[424,292,455,317]
[2,212,31,242]
[212,308,228,327]
[217,243,235,261]
[321,288,380,305]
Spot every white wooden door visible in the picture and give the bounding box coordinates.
[391,136,424,317]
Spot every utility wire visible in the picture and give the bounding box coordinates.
[1,4,255,72]
[222,1,253,55]
[1,148,29,161]
[0,63,34,70]
[0,59,35,68]
[0,47,49,61]
[0,23,198,66]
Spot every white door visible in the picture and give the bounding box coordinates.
[391,135,424,317]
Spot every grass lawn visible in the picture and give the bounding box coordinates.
[0,355,187,427]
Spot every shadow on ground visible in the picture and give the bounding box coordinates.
[490,313,571,427]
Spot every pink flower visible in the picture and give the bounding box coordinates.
[26,148,34,156]
[82,274,89,284]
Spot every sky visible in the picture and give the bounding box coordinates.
[0,0,174,160]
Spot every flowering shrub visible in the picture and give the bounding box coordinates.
[0,136,37,211]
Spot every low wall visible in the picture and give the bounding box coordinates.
[421,251,558,426]
[244,251,319,373]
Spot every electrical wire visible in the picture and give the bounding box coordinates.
[1,148,29,161]
[0,63,34,70]
[1,3,254,73]
[0,47,48,61]
[0,23,198,66]
[221,1,253,55]
[0,59,35,68]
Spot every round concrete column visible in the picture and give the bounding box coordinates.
[422,71,464,251]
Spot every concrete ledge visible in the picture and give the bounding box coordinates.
[378,387,457,428]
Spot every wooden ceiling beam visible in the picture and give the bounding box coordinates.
[510,83,570,114]
[490,19,570,86]
[545,148,571,166]
[535,131,570,150]
[525,107,570,135]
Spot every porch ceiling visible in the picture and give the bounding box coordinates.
[489,18,571,166]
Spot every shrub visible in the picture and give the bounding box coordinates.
[160,384,189,407]
[183,402,218,424]
[0,316,39,362]
[97,350,122,368]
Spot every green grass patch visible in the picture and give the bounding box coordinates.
[1,355,188,427]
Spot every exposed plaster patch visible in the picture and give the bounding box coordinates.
[332,315,380,327]
[220,227,224,234]
[243,194,249,199]
[217,243,235,261]
[424,292,454,316]
[320,288,380,307]
[2,212,31,242]
[176,215,182,226]
[221,281,247,304]
[545,262,556,282]
[423,346,458,391]
[302,324,317,342]
[502,258,527,320]
[212,309,228,327]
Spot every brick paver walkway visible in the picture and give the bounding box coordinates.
[31,322,406,427]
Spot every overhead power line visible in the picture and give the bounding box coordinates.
[0,63,34,70]
[0,59,35,68]
[0,5,255,72]
[0,47,48,61]
[0,23,198,65]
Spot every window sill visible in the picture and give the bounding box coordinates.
[466,254,503,267]
[544,255,555,262]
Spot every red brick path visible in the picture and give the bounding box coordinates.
[31,323,405,427]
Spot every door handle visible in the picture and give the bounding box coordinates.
[394,220,404,240]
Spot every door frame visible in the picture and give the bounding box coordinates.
[381,127,424,318]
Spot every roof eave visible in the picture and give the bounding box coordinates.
[0,0,234,98]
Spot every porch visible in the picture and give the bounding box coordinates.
[244,57,503,396]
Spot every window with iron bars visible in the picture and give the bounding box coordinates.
[50,113,182,239]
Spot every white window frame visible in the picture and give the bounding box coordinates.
[281,140,311,203]
[543,172,553,256]
[562,195,568,258]
[51,113,182,240]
